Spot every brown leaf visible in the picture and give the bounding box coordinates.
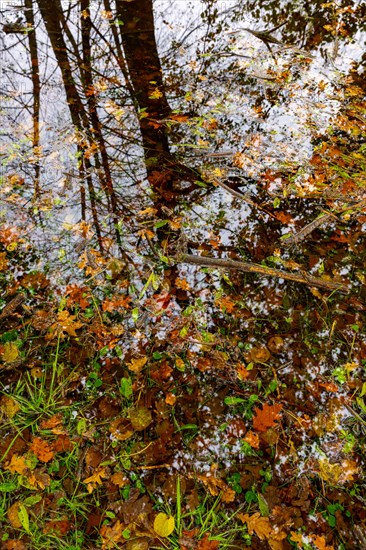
[100,519,124,549]
[253,403,283,432]
[196,534,220,549]
[39,414,63,430]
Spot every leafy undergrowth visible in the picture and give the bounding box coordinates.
[1,209,366,550]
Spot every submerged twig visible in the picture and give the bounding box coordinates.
[281,212,334,247]
[173,253,349,293]
[212,178,278,220]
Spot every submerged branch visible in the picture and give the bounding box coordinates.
[173,253,349,293]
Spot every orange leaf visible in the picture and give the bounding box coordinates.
[102,295,131,312]
[244,430,260,449]
[197,534,220,550]
[29,437,54,462]
[39,414,63,430]
[238,512,272,540]
[7,502,22,529]
[5,455,28,475]
[253,403,283,432]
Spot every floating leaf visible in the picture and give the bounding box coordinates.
[153,512,175,537]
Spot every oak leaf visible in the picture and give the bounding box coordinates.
[0,251,8,271]
[45,310,83,340]
[39,414,63,430]
[238,512,272,540]
[244,430,260,449]
[110,472,128,487]
[253,403,283,432]
[102,295,131,312]
[100,519,124,549]
[83,466,109,493]
[127,356,147,373]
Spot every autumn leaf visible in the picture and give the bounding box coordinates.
[165,393,177,405]
[29,437,54,463]
[7,502,23,529]
[39,414,63,430]
[215,296,236,313]
[248,346,271,364]
[253,403,283,432]
[100,520,124,549]
[244,430,260,449]
[127,356,147,373]
[45,310,83,340]
[129,407,152,431]
[153,512,175,537]
[175,278,191,291]
[0,251,8,271]
[2,341,19,363]
[43,517,71,535]
[83,466,109,493]
[110,472,128,487]
[196,534,220,549]
[0,396,20,418]
[102,295,131,312]
[238,512,272,540]
[5,454,29,475]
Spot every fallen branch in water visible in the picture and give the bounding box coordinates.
[173,253,349,293]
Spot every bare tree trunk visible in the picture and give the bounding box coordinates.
[24,0,40,198]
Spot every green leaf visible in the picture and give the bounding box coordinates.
[224,397,246,406]
[18,503,30,532]
[0,482,17,492]
[77,418,87,435]
[132,307,139,322]
[258,494,269,516]
[120,377,133,400]
[154,220,169,228]
[24,495,42,506]
[273,197,281,208]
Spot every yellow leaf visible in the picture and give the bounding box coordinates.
[153,512,175,537]
[2,341,19,363]
[83,467,108,493]
[0,395,20,418]
[0,251,8,271]
[127,356,147,373]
